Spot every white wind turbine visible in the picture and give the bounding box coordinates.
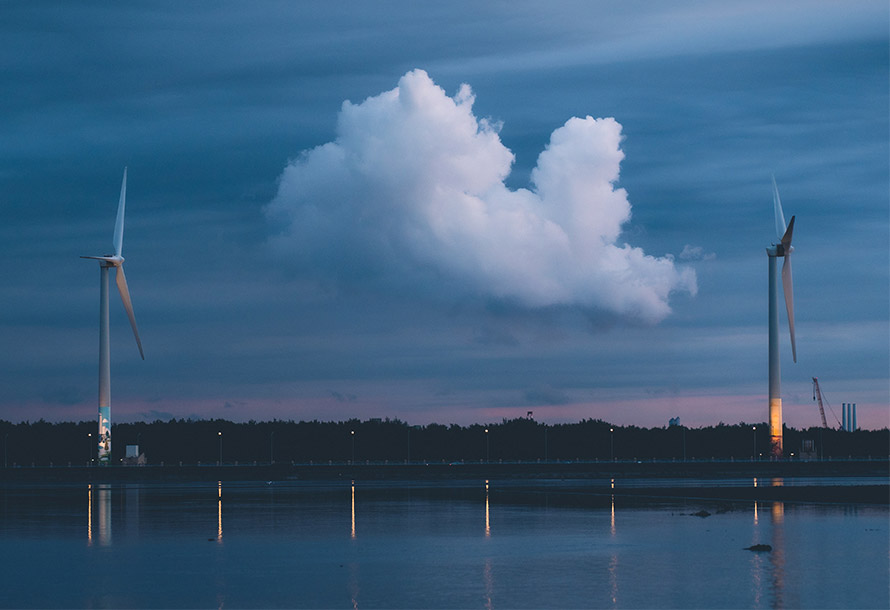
[82,168,144,464]
[766,176,796,459]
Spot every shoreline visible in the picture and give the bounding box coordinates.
[1,459,887,504]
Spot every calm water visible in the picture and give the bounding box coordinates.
[0,479,886,609]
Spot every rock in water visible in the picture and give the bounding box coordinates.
[744,544,772,552]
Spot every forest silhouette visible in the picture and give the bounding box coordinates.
[1,417,886,467]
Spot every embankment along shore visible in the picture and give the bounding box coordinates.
[1,459,887,504]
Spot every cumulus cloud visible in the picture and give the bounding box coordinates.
[266,69,696,322]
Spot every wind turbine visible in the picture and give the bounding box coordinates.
[82,168,144,464]
[766,176,796,459]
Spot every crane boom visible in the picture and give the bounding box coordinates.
[812,377,828,428]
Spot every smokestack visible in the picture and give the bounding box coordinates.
[853,403,857,431]
[842,403,847,431]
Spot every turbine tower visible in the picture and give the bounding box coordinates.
[766,177,796,458]
[82,168,144,464]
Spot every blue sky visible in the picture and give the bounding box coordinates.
[1,1,887,429]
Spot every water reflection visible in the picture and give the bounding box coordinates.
[609,489,618,606]
[5,480,881,608]
[217,481,223,542]
[483,481,493,609]
[750,500,788,609]
[751,536,764,609]
[484,480,490,538]
[483,557,494,610]
[348,562,360,610]
[345,482,359,607]
[87,484,92,545]
[608,554,619,606]
[770,502,786,609]
[97,484,112,546]
[350,481,356,540]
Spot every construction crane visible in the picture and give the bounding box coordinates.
[812,377,842,429]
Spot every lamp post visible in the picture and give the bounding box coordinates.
[218,431,222,465]
[484,428,490,463]
[350,430,355,464]
[88,432,92,466]
[752,426,757,461]
[610,428,614,461]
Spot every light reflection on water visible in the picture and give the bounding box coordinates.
[484,479,490,538]
[771,502,787,609]
[0,480,886,609]
[351,480,356,540]
[217,480,222,542]
[86,483,91,545]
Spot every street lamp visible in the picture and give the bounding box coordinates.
[351,430,355,464]
[484,428,490,463]
[610,428,614,461]
[218,431,222,465]
[88,432,92,466]
[752,426,757,461]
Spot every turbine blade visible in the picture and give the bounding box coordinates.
[781,215,795,249]
[782,254,796,363]
[113,167,127,257]
[115,265,144,359]
[772,175,787,240]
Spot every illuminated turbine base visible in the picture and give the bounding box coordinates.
[98,406,111,464]
[769,397,783,458]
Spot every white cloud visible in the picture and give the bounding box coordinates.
[680,244,716,261]
[267,69,696,323]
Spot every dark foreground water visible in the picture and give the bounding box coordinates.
[0,479,886,609]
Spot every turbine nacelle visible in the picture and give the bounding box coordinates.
[82,255,125,267]
[766,244,792,257]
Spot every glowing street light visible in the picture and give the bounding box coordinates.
[752,426,757,461]
[218,431,222,465]
[484,428,490,463]
[351,430,355,464]
[610,428,614,461]
[88,432,92,465]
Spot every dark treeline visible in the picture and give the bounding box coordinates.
[0,418,887,467]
